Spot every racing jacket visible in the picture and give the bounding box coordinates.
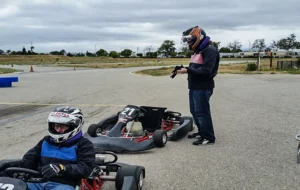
[187,44,220,90]
[18,135,95,187]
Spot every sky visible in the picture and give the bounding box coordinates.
[1,0,300,54]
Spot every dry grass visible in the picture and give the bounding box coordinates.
[135,58,300,76]
[0,55,299,75]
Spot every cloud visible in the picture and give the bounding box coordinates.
[0,0,300,53]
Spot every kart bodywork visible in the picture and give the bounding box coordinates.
[84,105,194,153]
[0,151,145,190]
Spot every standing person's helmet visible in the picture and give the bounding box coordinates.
[181,26,206,51]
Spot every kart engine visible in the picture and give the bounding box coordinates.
[125,121,144,136]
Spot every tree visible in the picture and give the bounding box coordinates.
[136,53,143,58]
[30,46,34,53]
[171,52,177,58]
[0,49,4,55]
[86,51,95,57]
[270,40,280,50]
[296,42,300,49]
[60,49,66,55]
[6,50,11,54]
[158,40,176,58]
[273,33,298,51]
[109,51,119,58]
[252,39,266,52]
[219,47,231,53]
[120,49,132,58]
[227,40,242,52]
[211,41,221,50]
[22,46,27,55]
[252,39,266,70]
[96,49,108,57]
[180,45,193,57]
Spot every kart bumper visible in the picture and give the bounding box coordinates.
[83,133,156,153]
[168,117,193,140]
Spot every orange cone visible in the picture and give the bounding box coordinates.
[30,65,34,72]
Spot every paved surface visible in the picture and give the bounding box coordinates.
[1,65,300,190]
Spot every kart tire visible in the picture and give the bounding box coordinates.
[115,166,145,190]
[153,130,167,147]
[87,124,104,137]
[180,116,194,131]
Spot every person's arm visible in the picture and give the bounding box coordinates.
[19,139,43,169]
[64,139,95,179]
[187,47,217,76]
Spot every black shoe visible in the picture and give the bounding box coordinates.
[192,138,215,145]
[188,132,201,139]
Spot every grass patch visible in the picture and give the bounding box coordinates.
[0,68,19,74]
[135,59,300,76]
[0,55,298,75]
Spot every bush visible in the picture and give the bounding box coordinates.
[246,63,257,71]
[296,58,300,67]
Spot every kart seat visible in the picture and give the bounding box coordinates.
[139,106,167,132]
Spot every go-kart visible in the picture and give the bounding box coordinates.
[0,150,145,190]
[83,105,194,153]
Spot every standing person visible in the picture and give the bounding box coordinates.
[0,106,95,189]
[177,26,220,145]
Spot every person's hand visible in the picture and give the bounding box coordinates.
[40,164,65,179]
[177,68,187,74]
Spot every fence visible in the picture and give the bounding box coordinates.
[277,61,299,69]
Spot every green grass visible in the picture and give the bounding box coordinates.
[0,68,19,74]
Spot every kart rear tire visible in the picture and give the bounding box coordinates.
[87,124,104,137]
[115,166,145,190]
[180,116,194,131]
[153,130,167,147]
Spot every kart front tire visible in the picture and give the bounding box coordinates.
[153,130,167,147]
[115,166,145,190]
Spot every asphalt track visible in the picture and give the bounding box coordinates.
[1,65,300,190]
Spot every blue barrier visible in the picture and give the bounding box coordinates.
[0,77,19,87]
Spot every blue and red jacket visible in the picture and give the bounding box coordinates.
[19,134,95,187]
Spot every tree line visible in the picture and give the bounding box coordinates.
[1,34,299,58]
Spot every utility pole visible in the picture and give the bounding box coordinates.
[148,45,153,57]
[95,45,97,57]
[248,41,251,52]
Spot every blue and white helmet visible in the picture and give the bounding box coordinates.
[47,106,84,143]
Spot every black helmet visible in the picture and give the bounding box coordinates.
[181,26,206,51]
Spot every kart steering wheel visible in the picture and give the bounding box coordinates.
[4,167,46,183]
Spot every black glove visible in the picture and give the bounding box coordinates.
[40,164,65,179]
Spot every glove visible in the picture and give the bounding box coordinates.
[40,164,65,179]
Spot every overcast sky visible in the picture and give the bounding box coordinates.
[1,0,300,53]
